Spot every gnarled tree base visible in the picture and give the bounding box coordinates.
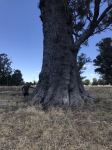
[32,91,94,107]
[31,68,94,107]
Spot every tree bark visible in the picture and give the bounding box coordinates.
[32,0,93,107]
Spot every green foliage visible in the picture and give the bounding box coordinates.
[92,78,98,85]
[0,53,24,86]
[68,0,112,46]
[97,78,106,85]
[0,53,12,85]
[11,70,24,86]
[33,80,37,85]
[77,53,91,79]
[94,38,112,85]
[83,79,91,85]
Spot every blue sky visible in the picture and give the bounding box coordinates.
[0,0,111,82]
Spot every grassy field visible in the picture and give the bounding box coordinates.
[0,86,112,150]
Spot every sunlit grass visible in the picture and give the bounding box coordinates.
[0,86,112,150]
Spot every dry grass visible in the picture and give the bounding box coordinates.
[0,86,112,150]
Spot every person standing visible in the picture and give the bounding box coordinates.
[22,82,31,97]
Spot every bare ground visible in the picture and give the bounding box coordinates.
[0,86,112,150]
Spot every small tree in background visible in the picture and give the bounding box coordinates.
[77,53,91,80]
[33,80,37,85]
[0,53,24,86]
[92,78,98,85]
[11,69,24,86]
[94,38,112,85]
[83,79,91,85]
[97,79,106,85]
[0,53,12,85]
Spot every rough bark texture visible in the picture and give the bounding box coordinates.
[32,0,93,107]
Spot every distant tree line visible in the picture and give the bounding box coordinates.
[83,78,107,86]
[0,53,24,86]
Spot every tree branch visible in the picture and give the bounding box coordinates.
[74,1,112,52]
[93,27,111,34]
[92,0,101,22]
[97,3,112,25]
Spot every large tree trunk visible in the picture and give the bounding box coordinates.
[32,0,93,107]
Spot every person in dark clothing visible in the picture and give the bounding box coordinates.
[22,83,31,97]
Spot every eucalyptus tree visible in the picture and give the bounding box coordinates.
[0,53,12,85]
[77,53,91,79]
[11,70,24,86]
[32,0,112,106]
[94,38,112,84]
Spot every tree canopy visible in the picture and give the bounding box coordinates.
[0,53,12,85]
[0,53,24,86]
[11,70,24,86]
[0,53,12,77]
[92,78,98,85]
[94,38,112,84]
[68,0,112,50]
[83,79,91,85]
[77,53,91,79]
